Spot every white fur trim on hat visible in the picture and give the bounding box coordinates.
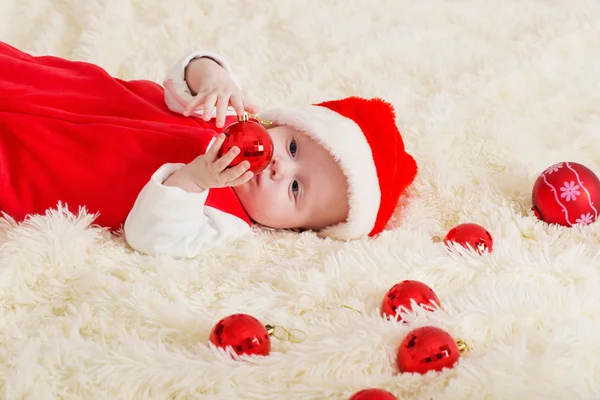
[259,105,381,239]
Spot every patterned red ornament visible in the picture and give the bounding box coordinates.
[349,388,398,400]
[443,223,493,254]
[381,280,440,321]
[209,313,271,357]
[397,326,461,374]
[218,115,274,175]
[532,162,600,227]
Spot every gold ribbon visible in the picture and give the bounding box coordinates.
[265,324,306,344]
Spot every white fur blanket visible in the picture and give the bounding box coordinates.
[1,0,599,398]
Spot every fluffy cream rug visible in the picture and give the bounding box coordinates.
[1,0,600,398]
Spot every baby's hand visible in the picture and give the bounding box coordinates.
[164,133,254,192]
[183,58,259,127]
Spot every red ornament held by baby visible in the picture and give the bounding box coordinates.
[208,313,271,357]
[218,114,274,175]
[443,223,493,254]
[381,280,440,322]
[532,161,600,227]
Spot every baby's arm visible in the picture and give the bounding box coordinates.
[163,51,257,127]
[123,163,250,258]
[163,51,239,116]
[184,57,232,96]
[124,132,253,258]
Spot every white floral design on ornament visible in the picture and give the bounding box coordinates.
[576,213,594,226]
[560,181,581,201]
[544,163,563,175]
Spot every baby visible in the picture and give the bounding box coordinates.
[0,42,418,258]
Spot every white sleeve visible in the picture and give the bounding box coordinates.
[124,163,250,258]
[163,50,241,118]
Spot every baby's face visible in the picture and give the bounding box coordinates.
[233,125,349,231]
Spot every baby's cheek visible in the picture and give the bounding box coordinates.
[246,189,272,214]
[258,196,288,226]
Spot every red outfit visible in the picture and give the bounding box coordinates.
[0,42,249,231]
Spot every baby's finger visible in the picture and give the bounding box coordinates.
[202,94,218,121]
[184,94,206,117]
[221,160,251,182]
[243,99,260,114]
[228,171,254,187]
[213,146,241,171]
[215,94,230,128]
[230,94,246,118]
[205,133,226,160]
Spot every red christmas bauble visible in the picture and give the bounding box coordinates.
[218,118,274,175]
[208,313,271,357]
[397,326,460,374]
[443,223,493,254]
[532,162,600,227]
[349,388,398,400]
[381,280,440,322]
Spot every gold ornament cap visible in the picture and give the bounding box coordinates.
[237,112,272,126]
[456,339,469,354]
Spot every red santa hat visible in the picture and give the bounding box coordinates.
[259,96,418,240]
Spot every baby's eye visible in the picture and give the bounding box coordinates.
[289,140,297,156]
[291,180,299,197]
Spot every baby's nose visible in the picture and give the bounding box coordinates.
[270,157,286,180]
